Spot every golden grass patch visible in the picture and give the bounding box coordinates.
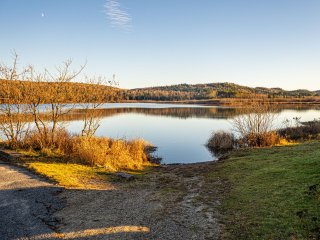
[66,137,156,172]
[28,162,114,190]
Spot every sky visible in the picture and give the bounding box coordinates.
[0,0,320,90]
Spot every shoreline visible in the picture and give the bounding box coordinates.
[1,142,319,239]
[120,99,320,107]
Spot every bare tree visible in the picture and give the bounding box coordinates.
[232,104,278,147]
[27,59,85,148]
[0,53,31,148]
[0,54,119,148]
[80,75,118,137]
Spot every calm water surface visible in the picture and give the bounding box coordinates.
[66,103,320,164]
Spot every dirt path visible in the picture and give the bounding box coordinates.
[55,162,222,240]
[0,161,64,240]
[0,159,222,239]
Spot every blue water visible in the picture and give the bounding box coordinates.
[66,103,320,164]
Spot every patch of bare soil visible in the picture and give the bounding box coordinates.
[54,162,222,240]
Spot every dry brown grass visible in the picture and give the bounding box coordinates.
[64,136,154,171]
[19,128,155,172]
[22,127,73,151]
[241,131,281,147]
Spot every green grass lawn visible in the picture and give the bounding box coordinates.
[207,141,320,240]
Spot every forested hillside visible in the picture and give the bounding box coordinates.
[1,79,319,103]
[0,79,121,104]
[125,82,320,101]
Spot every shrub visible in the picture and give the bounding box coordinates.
[207,131,236,152]
[232,106,277,139]
[230,105,284,148]
[278,120,320,140]
[242,131,280,147]
[66,136,154,171]
[64,136,109,166]
[20,128,155,171]
[23,127,73,151]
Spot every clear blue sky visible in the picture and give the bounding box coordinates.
[1,0,320,90]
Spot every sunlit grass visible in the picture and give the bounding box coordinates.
[28,162,114,189]
[14,134,157,189]
[275,138,297,146]
[206,141,320,239]
[24,225,150,239]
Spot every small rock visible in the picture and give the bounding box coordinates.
[115,172,134,180]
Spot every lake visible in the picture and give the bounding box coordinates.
[65,103,320,164]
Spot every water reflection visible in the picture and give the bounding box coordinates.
[68,104,320,121]
[66,104,320,164]
[1,103,320,163]
[71,107,241,120]
[1,103,319,122]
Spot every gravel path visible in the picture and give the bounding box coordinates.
[0,161,64,240]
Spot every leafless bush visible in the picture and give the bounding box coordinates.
[0,53,122,152]
[26,59,85,148]
[0,53,31,148]
[232,105,279,147]
[207,130,236,152]
[80,75,118,137]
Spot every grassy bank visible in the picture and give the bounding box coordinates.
[206,141,320,239]
[1,135,157,189]
[7,151,154,189]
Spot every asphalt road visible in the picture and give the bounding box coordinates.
[0,161,64,240]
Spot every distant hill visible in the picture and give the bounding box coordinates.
[1,79,319,103]
[0,79,121,104]
[125,82,320,101]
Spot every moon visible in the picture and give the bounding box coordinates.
[41,12,45,17]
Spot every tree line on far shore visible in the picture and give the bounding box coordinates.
[124,83,320,101]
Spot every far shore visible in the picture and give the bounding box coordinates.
[121,98,320,107]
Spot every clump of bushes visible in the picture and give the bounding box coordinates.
[65,137,154,171]
[226,105,283,149]
[207,117,320,154]
[206,131,236,152]
[23,127,73,151]
[278,120,320,140]
[240,131,281,148]
[207,130,282,154]
[13,127,156,172]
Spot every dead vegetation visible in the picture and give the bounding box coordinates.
[0,53,155,172]
[207,131,236,152]
[206,105,290,153]
[65,137,154,171]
